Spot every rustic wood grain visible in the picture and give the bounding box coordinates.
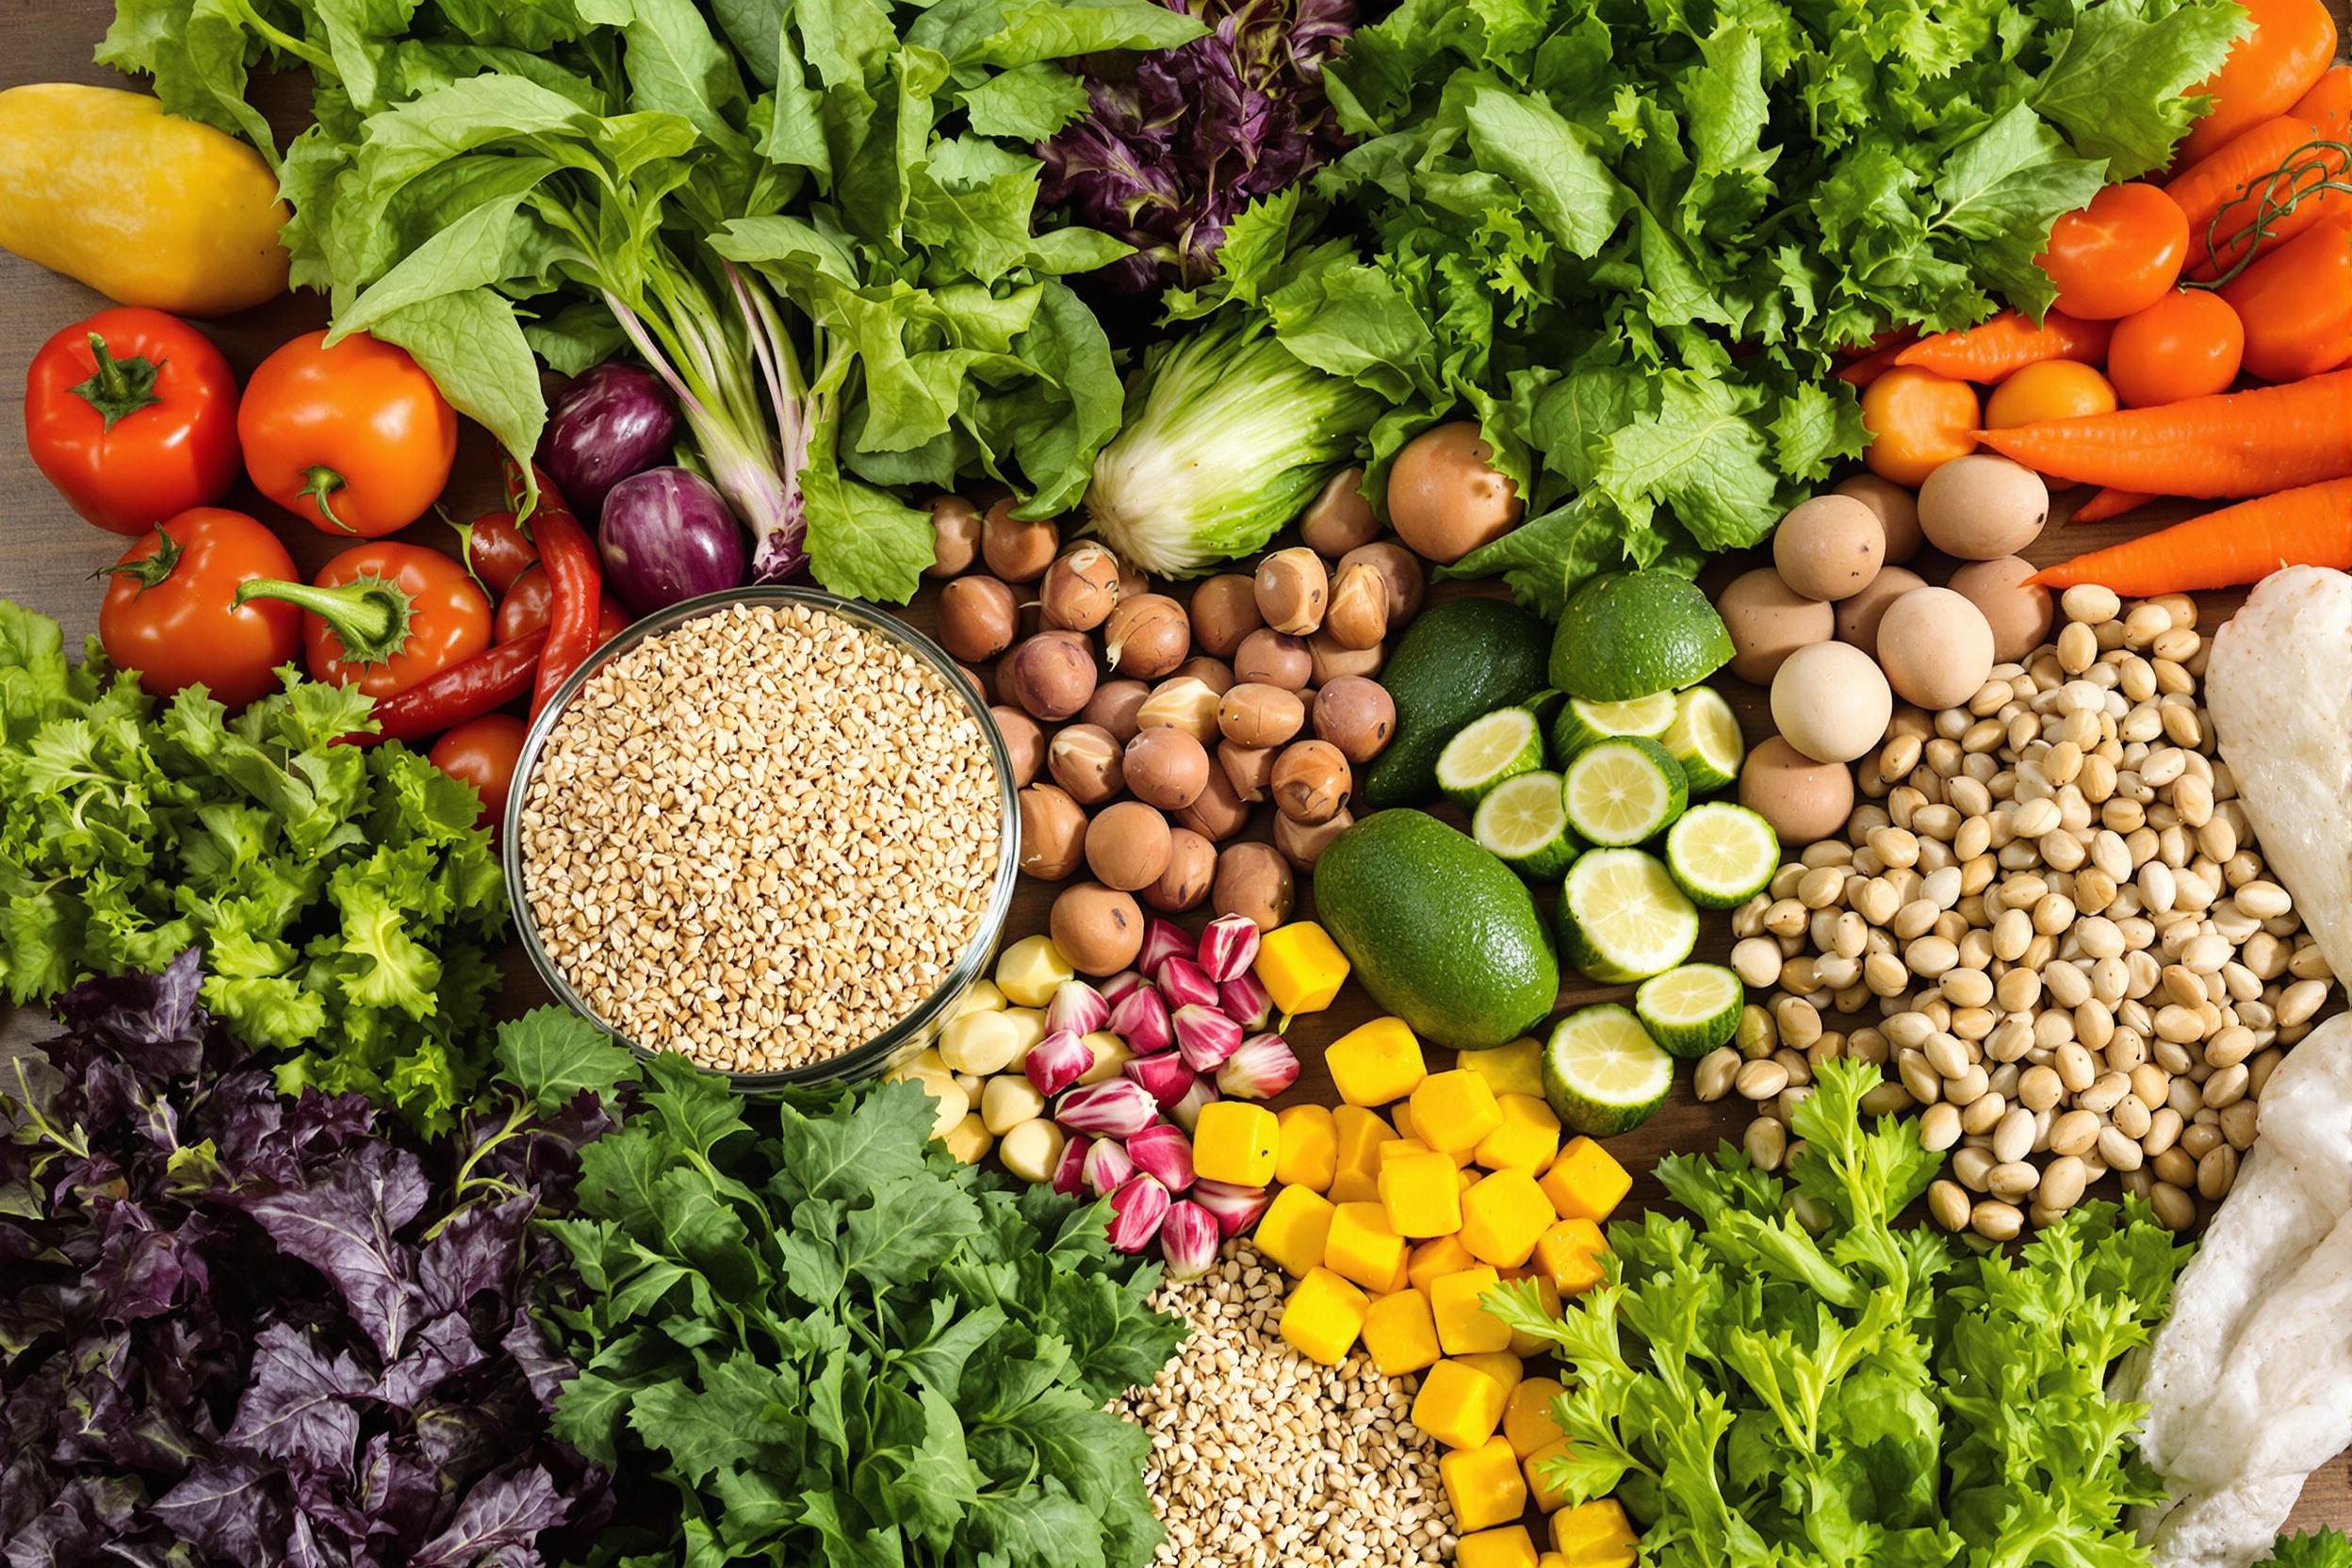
[3,0,2345,1534]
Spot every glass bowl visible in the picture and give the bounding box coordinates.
[500,584,1022,1092]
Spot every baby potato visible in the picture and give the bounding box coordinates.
[1386,422,1522,564]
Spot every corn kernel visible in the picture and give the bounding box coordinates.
[1429,1266,1512,1354]
[1278,1266,1368,1365]
[1505,1377,1567,1457]
[1458,1525,1539,1568]
[1525,1436,1575,1511]
[1193,1101,1279,1185]
[1329,1105,1396,1203]
[1533,1217,1609,1296]
[1256,922,1349,1015]
[1462,1169,1559,1267]
[1551,1499,1637,1566]
[1380,1148,1464,1238]
[1275,1104,1338,1191]
[1460,1037,1545,1100]
[1326,1016,1427,1105]
[1410,1070,1503,1154]
[1255,1184,1335,1278]
[1411,1358,1508,1450]
[1409,1234,1477,1291]
[1325,1201,1407,1292]
[1476,1093,1562,1171]
[1540,1137,1632,1224]
[1361,1288,1441,1377]
[1441,1435,1527,1531]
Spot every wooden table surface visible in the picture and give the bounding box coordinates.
[3,0,2345,1537]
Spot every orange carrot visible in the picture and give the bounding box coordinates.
[1836,334,1917,388]
[1973,370,2352,496]
[2070,488,2155,524]
[2167,114,2349,280]
[2290,62,2348,137]
[1894,311,2113,382]
[2028,479,2352,593]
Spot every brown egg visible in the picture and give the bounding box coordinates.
[1834,473,1924,564]
[1740,737,1855,845]
[1048,883,1145,975]
[1085,801,1173,891]
[1833,565,1926,661]
[1385,422,1523,564]
[1917,455,2050,560]
[1877,587,1997,710]
[1946,555,2055,664]
[1717,567,1835,685]
[1142,828,1216,912]
[1772,494,1885,602]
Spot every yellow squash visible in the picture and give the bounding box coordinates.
[0,84,289,317]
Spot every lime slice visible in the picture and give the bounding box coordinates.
[1664,802,1780,909]
[1436,707,1545,810]
[1561,737,1687,847]
[1634,963,1745,1059]
[1663,685,1745,792]
[1559,847,1699,984]
[1542,1004,1674,1136]
[1548,691,1676,763]
[1549,570,1734,701]
[1473,771,1579,880]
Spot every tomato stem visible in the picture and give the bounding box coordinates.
[302,466,356,533]
[235,571,419,665]
[71,334,165,431]
[94,524,185,593]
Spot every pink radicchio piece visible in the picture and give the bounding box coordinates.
[1123,1051,1198,1110]
[1216,1033,1299,1100]
[1197,913,1264,984]
[1189,1178,1272,1238]
[1023,1029,1095,1098]
[1137,916,1197,975]
[1153,955,1220,1010]
[1173,1004,1244,1071]
[1057,1077,1159,1138]
[1082,1136,1136,1198]
[1108,984,1174,1056]
[1107,1173,1172,1253]
[1169,1076,1219,1133]
[1125,1122,1196,1192]
[1046,978,1110,1039]
[1053,1133,1094,1197]
[1159,1200,1218,1279]
[1219,971,1274,1032]
[1100,970,1149,1007]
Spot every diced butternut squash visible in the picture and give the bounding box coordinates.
[1504,1377,1567,1457]
[1411,1358,1508,1450]
[1391,1101,1415,1139]
[1533,1217,1609,1297]
[1540,1554,1572,1568]
[1380,1148,1464,1238]
[1551,1499,1638,1566]
[1326,1016,1427,1106]
[1429,1265,1512,1354]
[1458,1350,1523,1393]
[1507,1277,1563,1359]
[1524,1436,1575,1511]
[1275,1104,1338,1191]
[1329,1106,1396,1203]
[1256,1184,1335,1278]
[1540,1137,1632,1224]
[1410,1070,1503,1155]
[1409,1234,1477,1290]
[1457,1527,1540,1568]
[1362,1287,1441,1377]
[1377,1245,1413,1294]
[1278,1266,1368,1365]
[1459,1037,1546,1100]
[1441,1435,1527,1531]
[1462,1169,1559,1268]
[1380,1135,1434,1163]
[1477,1093,1562,1171]
[1256,922,1348,1015]
[1325,1201,1407,1292]
[1193,1101,1279,1185]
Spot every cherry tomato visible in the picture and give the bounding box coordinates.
[97,508,303,709]
[1984,360,2120,428]
[2177,0,2338,168]
[237,330,457,537]
[238,542,492,700]
[456,509,538,595]
[1861,368,1982,488]
[2036,185,2191,320]
[429,715,529,829]
[25,307,239,535]
[495,564,631,648]
[2220,216,2352,382]
[2106,291,2246,406]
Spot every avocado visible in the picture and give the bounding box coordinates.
[1313,809,1560,1051]
[1362,596,1551,808]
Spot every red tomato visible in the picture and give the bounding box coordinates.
[237,330,457,537]
[1861,368,1981,488]
[97,509,303,709]
[2107,291,2246,406]
[456,509,538,595]
[24,307,239,535]
[1984,361,2120,429]
[2037,185,2191,319]
[429,715,529,829]
[2220,216,2352,382]
[238,542,493,700]
[495,564,630,648]
[2177,0,2338,168]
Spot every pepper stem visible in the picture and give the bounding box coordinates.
[302,466,355,533]
[72,334,164,431]
[234,571,418,665]
[95,523,185,592]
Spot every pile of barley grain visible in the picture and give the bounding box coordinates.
[518,600,1002,1073]
[1118,1247,1456,1568]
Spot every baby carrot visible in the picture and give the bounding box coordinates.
[1895,310,2113,382]
[2029,478,2352,594]
[2069,488,2155,524]
[1974,370,2352,496]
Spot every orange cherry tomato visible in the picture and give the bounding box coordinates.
[238,541,492,700]
[2176,0,2338,169]
[1984,360,2120,428]
[1861,368,1982,488]
[2106,291,2246,406]
[237,330,457,537]
[2219,216,2352,382]
[97,508,303,709]
[494,564,631,648]
[2036,184,2191,319]
[429,714,529,829]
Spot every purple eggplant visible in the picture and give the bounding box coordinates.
[539,362,680,521]
[597,466,749,613]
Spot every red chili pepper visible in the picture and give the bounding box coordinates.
[359,630,547,746]
[504,461,605,718]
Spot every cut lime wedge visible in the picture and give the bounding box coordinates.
[1561,736,1687,847]
[1634,963,1745,1059]
[1542,1004,1674,1136]
[1663,685,1745,792]
[1664,802,1780,908]
[1549,691,1676,762]
[1474,771,1579,880]
[1559,847,1699,984]
[1436,707,1545,810]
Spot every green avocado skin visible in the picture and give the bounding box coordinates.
[1313,809,1560,1051]
[1362,596,1551,808]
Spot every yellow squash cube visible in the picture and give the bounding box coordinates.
[1459,1351,1523,1393]
[1377,1245,1413,1294]
[1361,1288,1441,1377]
[1506,1275,1562,1357]
[1193,1101,1279,1185]
[1409,1234,1477,1291]
[1505,1377,1567,1457]
[1329,1106,1396,1203]
[1551,1499,1638,1566]
[1276,1104,1338,1191]
[1278,1267,1369,1366]
[1411,1358,1508,1450]
[1524,1436,1576,1511]
[1325,1201,1407,1292]
[1533,1218,1609,1297]
[1410,1070,1503,1155]
[1380,1148,1464,1238]
[1457,1527,1540,1568]
[1541,1137,1633,1224]
[1327,1016,1427,1106]
[1460,1037,1546,1100]
[1441,1435,1528,1531]
[1462,1169,1559,1268]
[1541,1555,1572,1568]
[1256,922,1349,1015]
[1429,1266,1512,1354]
[1380,1135,1434,1164]
[1477,1094,1563,1172]
[1390,1101,1414,1139]
[1255,1184,1335,1279]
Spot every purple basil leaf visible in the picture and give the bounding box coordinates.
[498,1312,573,1415]
[92,1210,211,1323]
[376,1313,487,1411]
[222,1323,372,1474]
[406,1464,565,1568]
[148,1455,289,1563]
[46,948,208,1080]
[418,1197,531,1317]
[357,1432,444,1544]
[236,1142,431,1360]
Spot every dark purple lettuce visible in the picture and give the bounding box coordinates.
[1040,0,1356,291]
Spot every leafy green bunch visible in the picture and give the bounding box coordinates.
[1491,1059,2192,1566]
